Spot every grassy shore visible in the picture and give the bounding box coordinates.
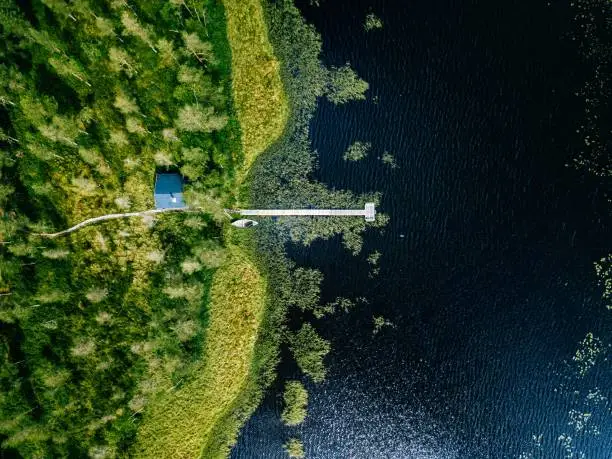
[223,0,289,174]
[134,0,287,457]
[134,246,266,458]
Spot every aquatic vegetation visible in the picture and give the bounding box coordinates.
[291,267,324,312]
[381,151,398,168]
[314,296,357,318]
[556,434,583,459]
[278,197,389,255]
[585,387,607,404]
[567,409,597,435]
[367,250,382,277]
[283,438,305,458]
[572,332,604,377]
[289,323,331,383]
[208,0,387,449]
[281,381,308,426]
[343,141,372,161]
[364,13,384,31]
[245,0,388,400]
[373,315,394,335]
[594,254,611,310]
[326,64,369,104]
[569,0,612,177]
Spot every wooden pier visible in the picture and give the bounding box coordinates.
[235,203,376,222]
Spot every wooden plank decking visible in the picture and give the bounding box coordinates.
[237,203,376,222]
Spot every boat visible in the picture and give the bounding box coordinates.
[231,219,259,228]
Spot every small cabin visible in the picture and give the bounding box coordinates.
[154,173,186,209]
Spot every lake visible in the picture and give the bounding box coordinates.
[232,0,612,457]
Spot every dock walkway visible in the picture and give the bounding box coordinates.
[236,203,376,222]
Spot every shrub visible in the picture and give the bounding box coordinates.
[85,288,109,303]
[175,105,228,133]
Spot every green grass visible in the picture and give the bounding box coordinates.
[222,0,289,174]
[134,245,266,458]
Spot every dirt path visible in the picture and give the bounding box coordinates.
[35,207,200,238]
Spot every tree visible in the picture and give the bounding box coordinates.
[154,150,174,166]
[86,288,108,303]
[156,39,176,68]
[175,105,228,133]
[181,258,202,274]
[180,146,208,180]
[125,117,147,136]
[326,64,369,104]
[114,89,140,115]
[281,380,308,426]
[94,16,115,38]
[108,47,137,77]
[177,65,205,86]
[0,183,15,207]
[193,241,227,268]
[39,115,80,147]
[121,11,156,52]
[182,32,216,65]
[172,319,198,342]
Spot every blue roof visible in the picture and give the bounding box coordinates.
[154,173,186,209]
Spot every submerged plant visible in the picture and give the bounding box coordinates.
[367,250,382,277]
[281,381,308,426]
[594,254,611,309]
[381,151,398,168]
[327,64,369,104]
[314,296,356,318]
[364,13,383,31]
[284,438,305,458]
[343,141,371,161]
[572,332,605,377]
[288,323,331,383]
[373,315,394,335]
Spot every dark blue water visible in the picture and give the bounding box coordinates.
[233,0,612,457]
